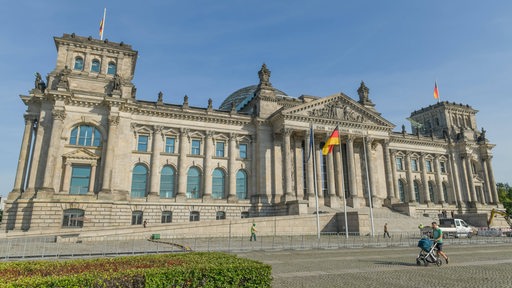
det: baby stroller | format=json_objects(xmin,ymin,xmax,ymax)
[{"xmin": 416, "ymin": 237, "xmax": 443, "ymax": 266}]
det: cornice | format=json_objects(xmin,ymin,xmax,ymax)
[
  {"xmin": 389, "ymin": 134, "xmax": 449, "ymax": 149},
  {"xmin": 121, "ymin": 102, "xmax": 252, "ymax": 126}
]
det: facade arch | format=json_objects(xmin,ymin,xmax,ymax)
[
  {"xmin": 160, "ymin": 165, "xmax": 176, "ymax": 198},
  {"xmin": 131, "ymin": 163, "xmax": 149, "ymax": 198}
]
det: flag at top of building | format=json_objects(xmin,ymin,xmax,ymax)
[
  {"xmin": 99, "ymin": 8, "xmax": 106, "ymax": 40},
  {"xmin": 434, "ymin": 81, "xmax": 439, "ymax": 100},
  {"xmin": 322, "ymin": 126, "xmax": 340, "ymax": 155}
]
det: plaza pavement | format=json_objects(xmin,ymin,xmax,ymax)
[
  {"xmin": 237, "ymin": 243, "xmax": 512, "ymax": 288},
  {"xmin": 1, "ymin": 235, "xmax": 512, "ymax": 287}
]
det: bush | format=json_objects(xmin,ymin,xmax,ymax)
[{"xmin": 0, "ymin": 252, "xmax": 271, "ymax": 288}]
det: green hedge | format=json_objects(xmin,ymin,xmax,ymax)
[{"xmin": 0, "ymin": 252, "xmax": 271, "ymax": 288}]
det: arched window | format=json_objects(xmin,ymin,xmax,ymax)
[
  {"xmin": 186, "ymin": 167, "xmax": 201, "ymax": 199},
  {"xmin": 70, "ymin": 125, "xmax": 101, "ymax": 147},
  {"xmin": 414, "ymin": 181, "xmax": 421, "ymax": 203},
  {"xmin": 91, "ymin": 59, "xmax": 101, "ymax": 73},
  {"xmin": 236, "ymin": 170, "xmax": 248, "ymax": 199},
  {"xmin": 160, "ymin": 166, "xmax": 176, "ymax": 198},
  {"xmin": 62, "ymin": 209, "xmax": 85, "ymax": 228},
  {"xmin": 131, "ymin": 164, "xmax": 148, "ymax": 198},
  {"xmin": 398, "ymin": 179, "xmax": 406, "ymax": 202},
  {"xmin": 428, "ymin": 182, "xmax": 435, "ymax": 203},
  {"xmin": 212, "ymin": 168, "xmax": 225, "ymax": 199},
  {"xmin": 74, "ymin": 57, "xmax": 84, "ymax": 70},
  {"xmin": 107, "ymin": 61, "xmax": 117, "ymax": 75}
]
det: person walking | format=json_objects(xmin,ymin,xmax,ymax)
[
  {"xmin": 383, "ymin": 223, "xmax": 391, "ymax": 238},
  {"xmin": 432, "ymin": 222, "xmax": 449, "ymax": 264},
  {"xmin": 250, "ymin": 223, "xmax": 257, "ymax": 241}
]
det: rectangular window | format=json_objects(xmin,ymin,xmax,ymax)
[
  {"xmin": 62, "ymin": 209, "xmax": 85, "ymax": 228},
  {"xmin": 161, "ymin": 211, "xmax": 172, "ymax": 223},
  {"xmin": 131, "ymin": 211, "xmax": 143, "ymax": 225},
  {"xmin": 138, "ymin": 135, "xmax": 149, "ymax": 152},
  {"xmin": 165, "ymin": 137, "xmax": 176, "ymax": 153},
  {"xmin": 440, "ymin": 161, "xmax": 447, "ymax": 173},
  {"xmin": 426, "ymin": 160, "xmax": 433, "ymax": 172},
  {"xmin": 411, "ymin": 159, "xmax": 418, "ymax": 171},
  {"xmin": 191, "ymin": 139, "xmax": 201, "ymax": 155},
  {"xmin": 216, "ymin": 142, "xmax": 225, "ymax": 157},
  {"xmin": 216, "ymin": 211, "xmax": 226, "ymax": 220},
  {"xmin": 395, "ymin": 157, "xmax": 403, "ymax": 171},
  {"xmin": 70, "ymin": 165, "xmax": 91, "ymax": 194},
  {"xmin": 190, "ymin": 211, "xmax": 200, "ymax": 222},
  {"xmin": 239, "ymin": 144, "xmax": 248, "ymax": 159}
]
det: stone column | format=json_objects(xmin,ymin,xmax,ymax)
[
  {"xmin": 383, "ymin": 141, "xmax": 395, "ymax": 203},
  {"xmin": 334, "ymin": 142, "xmax": 344, "ymax": 199},
  {"xmin": 228, "ymin": 133, "xmax": 237, "ymax": 201},
  {"xmin": 315, "ymin": 143, "xmax": 323, "ymax": 199},
  {"xmin": 203, "ymin": 131, "xmax": 213, "ymax": 199},
  {"xmin": 346, "ymin": 136, "xmax": 359, "ymax": 207},
  {"xmin": 88, "ymin": 163, "xmax": 97, "ymax": 194},
  {"xmin": 12, "ymin": 116, "xmax": 35, "ymax": 194},
  {"xmin": 41, "ymin": 109, "xmax": 66, "ymax": 193},
  {"xmin": 101, "ymin": 115, "xmax": 119, "ymax": 194},
  {"xmin": 61, "ymin": 160, "xmax": 72, "ymax": 193},
  {"xmin": 294, "ymin": 136, "xmax": 304, "ymax": 200},
  {"xmin": 390, "ymin": 150, "xmax": 399, "ymax": 200},
  {"xmin": 326, "ymin": 151, "xmax": 335, "ymax": 194},
  {"xmin": 364, "ymin": 137, "xmax": 377, "ymax": 206},
  {"xmin": 463, "ymin": 155, "xmax": 477, "ymax": 204},
  {"xmin": 149, "ymin": 126, "xmax": 162, "ymax": 197},
  {"xmin": 306, "ymin": 130, "xmax": 315, "ymax": 200},
  {"xmin": 484, "ymin": 157, "xmax": 498, "ymax": 204},
  {"xmin": 405, "ymin": 153, "xmax": 416, "ymax": 202},
  {"xmin": 283, "ymin": 128, "xmax": 293, "ymax": 199},
  {"xmin": 251, "ymin": 135, "xmax": 258, "ymax": 200},
  {"xmin": 24, "ymin": 115, "xmax": 46, "ymax": 197},
  {"xmin": 177, "ymin": 128, "xmax": 189, "ymax": 198},
  {"xmin": 448, "ymin": 152, "xmax": 463, "ymax": 207},
  {"xmin": 434, "ymin": 155, "xmax": 445, "ymax": 204},
  {"xmin": 420, "ymin": 154, "xmax": 431, "ymax": 203}
]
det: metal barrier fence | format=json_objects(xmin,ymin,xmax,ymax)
[{"xmin": 1, "ymin": 232, "xmax": 511, "ymax": 261}]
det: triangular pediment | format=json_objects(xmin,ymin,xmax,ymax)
[
  {"xmin": 63, "ymin": 148, "xmax": 100, "ymax": 160},
  {"xmin": 281, "ymin": 93, "xmax": 394, "ymax": 128}
]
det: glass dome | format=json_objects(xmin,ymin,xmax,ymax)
[{"xmin": 219, "ymin": 85, "xmax": 288, "ymax": 111}]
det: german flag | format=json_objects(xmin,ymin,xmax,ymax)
[
  {"xmin": 322, "ymin": 126, "xmax": 340, "ymax": 155},
  {"xmin": 434, "ymin": 81, "xmax": 439, "ymax": 100}
]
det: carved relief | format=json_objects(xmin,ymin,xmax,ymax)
[
  {"xmin": 108, "ymin": 115, "xmax": 120, "ymax": 126},
  {"xmin": 307, "ymin": 101, "xmax": 364, "ymax": 123},
  {"xmin": 52, "ymin": 109, "xmax": 66, "ymax": 121}
]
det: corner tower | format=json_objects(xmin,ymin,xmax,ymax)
[{"xmin": 47, "ymin": 33, "xmax": 138, "ymax": 99}]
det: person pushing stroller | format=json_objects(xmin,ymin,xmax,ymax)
[{"xmin": 432, "ymin": 221, "xmax": 449, "ymax": 264}]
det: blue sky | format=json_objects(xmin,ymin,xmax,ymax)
[{"xmin": 1, "ymin": 1, "xmax": 511, "ymax": 198}]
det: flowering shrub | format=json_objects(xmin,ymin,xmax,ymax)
[{"xmin": 0, "ymin": 252, "xmax": 271, "ymax": 287}]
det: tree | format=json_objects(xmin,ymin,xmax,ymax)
[{"xmin": 497, "ymin": 183, "xmax": 512, "ymax": 215}]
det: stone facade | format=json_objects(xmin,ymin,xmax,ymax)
[{"xmin": 4, "ymin": 34, "xmax": 500, "ymax": 234}]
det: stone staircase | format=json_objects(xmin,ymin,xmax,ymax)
[{"xmin": 309, "ymin": 205, "xmax": 437, "ymax": 234}]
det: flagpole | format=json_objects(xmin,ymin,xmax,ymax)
[
  {"xmin": 337, "ymin": 126, "xmax": 349, "ymax": 238},
  {"xmin": 363, "ymin": 134, "xmax": 375, "ymax": 237},
  {"xmin": 311, "ymin": 124, "xmax": 320, "ymax": 240},
  {"xmin": 100, "ymin": 8, "xmax": 107, "ymax": 40}
]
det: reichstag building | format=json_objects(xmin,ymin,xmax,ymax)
[{"xmin": 4, "ymin": 34, "xmax": 499, "ymax": 233}]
